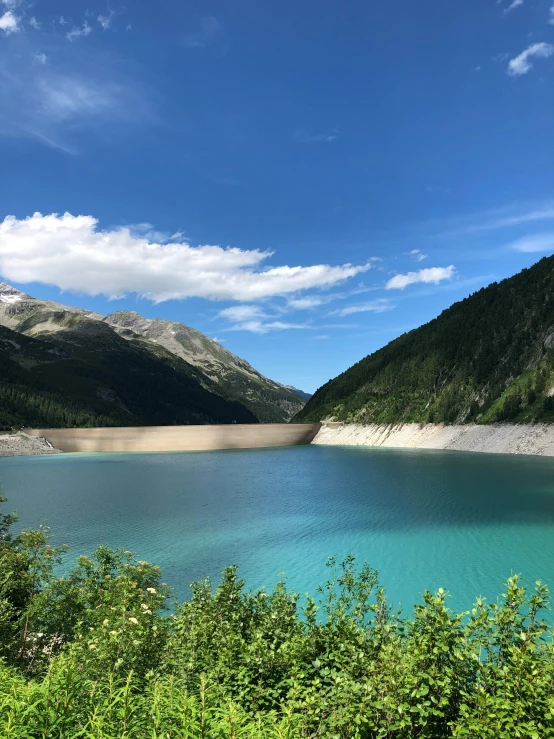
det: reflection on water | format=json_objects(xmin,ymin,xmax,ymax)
[{"xmin": 1, "ymin": 445, "xmax": 554, "ymax": 611}]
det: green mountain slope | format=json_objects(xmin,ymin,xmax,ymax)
[
  {"xmin": 104, "ymin": 311, "xmax": 305, "ymax": 422},
  {"xmin": 0, "ymin": 283, "xmax": 308, "ymax": 425},
  {"xmin": 295, "ymin": 255, "xmax": 554, "ymax": 425},
  {"xmin": 0, "ymin": 321, "xmax": 256, "ymax": 430}
]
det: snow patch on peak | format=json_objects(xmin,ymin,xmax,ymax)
[{"xmin": 0, "ymin": 282, "xmax": 31, "ymax": 304}]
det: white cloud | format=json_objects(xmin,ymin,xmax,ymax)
[
  {"xmin": 0, "ymin": 10, "xmax": 19, "ymax": 34},
  {"xmin": 385, "ymin": 266, "xmax": 455, "ymax": 290},
  {"xmin": 218, "ymin": 306, "xmax": 309, "ymax": 333},
  {"xmin": 229, "ymin": 321, "xmax": 308, "ymax": 334},
  {"xmin": 407, "ymin": 249, "xmax": 428, "ymax": 262},
  {"xmin": 287, "ymin": 296, "xmax": 326, "ymax": 309},
  {"xmin": 330, "ymin": 299, "xmax": 394, "ymax": 317},
  {"xmin": 509, "ymin": 232, "xmax": 554, "ymax": 252},
  {"xmin": 98, "ymin": 11, "xmax": 115, "ymax": 30},
  {"xmin": 29, "ymin": 16, "xmax": 40, "ymax": 29},
  {"xmin": 34, "ymin": 53, "xmax": 48, "ymax": 66},
  {"xmin": 294, "ymin": 128, "xmax": 338, "ymax": 144},
  {"xmin": 67, "ymin": 22, "xmax": 93, "ymax": 41},
  {"xmin": 508, "ymin": 42, "xmax": 554, "ymax": 76},
  {"xmin": 219, "ymin": 305, "xmax": 265, "ymax": 322},
  {"xmin": 0, "ymin": 213, "xmax": 371, "ymax": 303},
  {"xmin": 504, "ymin": 0, "xmax": 524, "ymax": 13},
  {"xmin": 549, "ymin": 2, "xmax": 554, "ymax": 25}
]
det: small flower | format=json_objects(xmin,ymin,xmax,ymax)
[
  {"xmin": 128, "ymin": 617, "xmax": 139, "ymax": 625},
  {"xmin": 110, "ymin": 630, "xmax": 118, "ymax": 636},
  {"xmin": 146, "ymin": 587, "xmax": 157, "ymax": 594}
]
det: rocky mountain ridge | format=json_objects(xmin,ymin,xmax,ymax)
[{"xmin": 0, "ymin": 283, "xmax": 309, "ymax": 425}]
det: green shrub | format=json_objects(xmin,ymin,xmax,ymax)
[{"xmin": 1, "ymin": 494, "xmax": 554, "ymax": 738}]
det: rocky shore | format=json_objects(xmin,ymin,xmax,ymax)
[
  {"xmin": 0, "ymin": 433, "xmax": 62, "ymax": 457},
  {"xmin": 312, "ymin": 422, "xmax": 554, "ymax": 457}
]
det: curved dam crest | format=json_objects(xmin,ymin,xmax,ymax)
[{"xmin": 28, "ymin": 423, "xmax": 321, "ymax": 454}]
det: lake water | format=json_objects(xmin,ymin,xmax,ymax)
[{"xmin": 2, "ymin": 445, "xmax": 554, "ymax": 613}]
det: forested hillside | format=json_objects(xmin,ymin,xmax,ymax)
[
  {"xmin": 0, "ymin": 324, "xmax": 256, "ymax": 430},
  {"xmin": 296, "ymin": 255, "xmax": 554, "ymax": 425},
  {"xmin": 0, "ymin": 283, "xmax": 307, "ymax": 424}
]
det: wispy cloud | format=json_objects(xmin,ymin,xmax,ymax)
[
  {"xmin": 0, "ymin": 213, "xmax": 371, "ymax": 303},
  {"xmin": 0, "ymin": 10, "xmax": 20, "ymax": 34},
  {"xmin": 218, "ymin": 306, "xmax": 309, "ymax": 333},
  {"xmin": 407, "ymin": 249, "xmax": 428, "ymax": 262},
  {"xmin": 386, "ymin": 266, "xmax": 455, "ymax": 290},
  {"xmin": 287, "ymin": 296, "xmax": 327, "ymax": 310},
  {"xmin": 29, "ymin": 16, "xmax": 40, "ymax": 30},
  {"xmin": 549, "ymin": 2, "xmax": 554, "ymax": 25},
  {"xmin": 509, "ymin": 232, "xmax": 554, "ymax": 252},
  {"xmin": 436, "ymin": 203, "xmax": 554, "ymax": 238},
  {"xmin": 0, "ymin": 30, "xmax": 154, "ymax": 153},
  {"xmin": 66, "ymin": 21, "xmax": 93, "ymax": 42},
  {"xmin": 97, "ymin": 11, "xmax": 116, "ymax": 30},
  {"xmin": 330, "ymin": 299, "xmax": 395, "ymax": 317},
  {"xmin": 294, "ymin": 128, "xmax": 339, "ymax": 144},
  {"xmin": 504, "ymin": 0, "xmax": 524, "ymax": 13},
  {"xmin": 184, "ymin": 16, "xmax": 227, "ymax": 51},
  {"xmin": 508, "ymin": 42, "xmax": 554, "ymax": 76}
]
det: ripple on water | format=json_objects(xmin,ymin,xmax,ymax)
[{"xmin": 1, "ymin": 445, "xmax": 554, "ymax": 611}]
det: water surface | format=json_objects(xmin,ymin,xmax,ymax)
[{"xmin": 2, "ymin": 445, "xmax": 554, "ymax": 612}]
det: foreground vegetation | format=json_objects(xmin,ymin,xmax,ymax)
[
  {"xmin": 1, "ymin": 494, "xmax": 554, "ymax": 738},
  {"xmin": 296, "ymin": 254, "xmax": 554, "ymax": 425}
]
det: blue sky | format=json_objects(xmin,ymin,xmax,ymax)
[{"xmin": 0, "ymin": 0, "xmax": 553, "ymax": 392}]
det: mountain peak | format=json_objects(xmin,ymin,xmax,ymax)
[{"xmin": 0, "ymin": 282, "xmax": 32, "ymax": 304}]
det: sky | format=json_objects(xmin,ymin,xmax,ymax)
[{"xmin": 0, "ymin": 0, "xmax": 553, "ymax": 393}]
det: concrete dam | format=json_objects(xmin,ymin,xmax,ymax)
[{"xmin": 28, "ymin": 423, "xmax": 322, "ymax": 454}]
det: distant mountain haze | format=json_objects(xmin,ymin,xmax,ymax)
[
  {"xmin": 0, "ymin": 283, "xmax": 310, "ymax": 429},
  {"xmin": 295, "ymin": 255, "xmax": 554, "ymax": 426}
]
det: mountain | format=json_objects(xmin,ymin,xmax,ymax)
[
  {"xmin": 295, "ymin": 255, "xmax": 554, "ymax": 425},
  {"xmin": 282, "ymin": 385, "xmax": 312, "ymax": 401},
  {"xmin": 104, "ymin": 311, "xmax": 305, "ymax": 422},
  {"xmin": 0, "ymin": 283, "xmax": 307, "ymax": 428},
  {"xmin": 0, "ymin": 321, "xmax": 256, "ymax": 430}
]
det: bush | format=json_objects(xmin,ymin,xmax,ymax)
[{"xmin": 1, "ymin": 495, "xmax": 554, "ymax": 738}]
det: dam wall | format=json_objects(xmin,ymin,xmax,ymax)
[
  {"xmin": 28, "ymin": 423, "xmax": 321, "ymax": 454},
  {"xmin": 312, "ymin": 422, "xmax": 554, "ymax": 457}
]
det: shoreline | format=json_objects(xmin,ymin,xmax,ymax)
[
  {"xmin": 312, "ymin": 422, "xmax": 554, "ymax": 457},
  {"xmin": 4, "ymin": 422, "xmax": 554, "ymax": 458},
  {"xmin": 0, "ymin": 433, "xmax": 62, "ymax": 457}
]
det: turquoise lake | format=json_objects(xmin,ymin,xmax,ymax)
[{"xmin": 2, "ymin": 445, "xmax": 554, "ymax": 612}]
